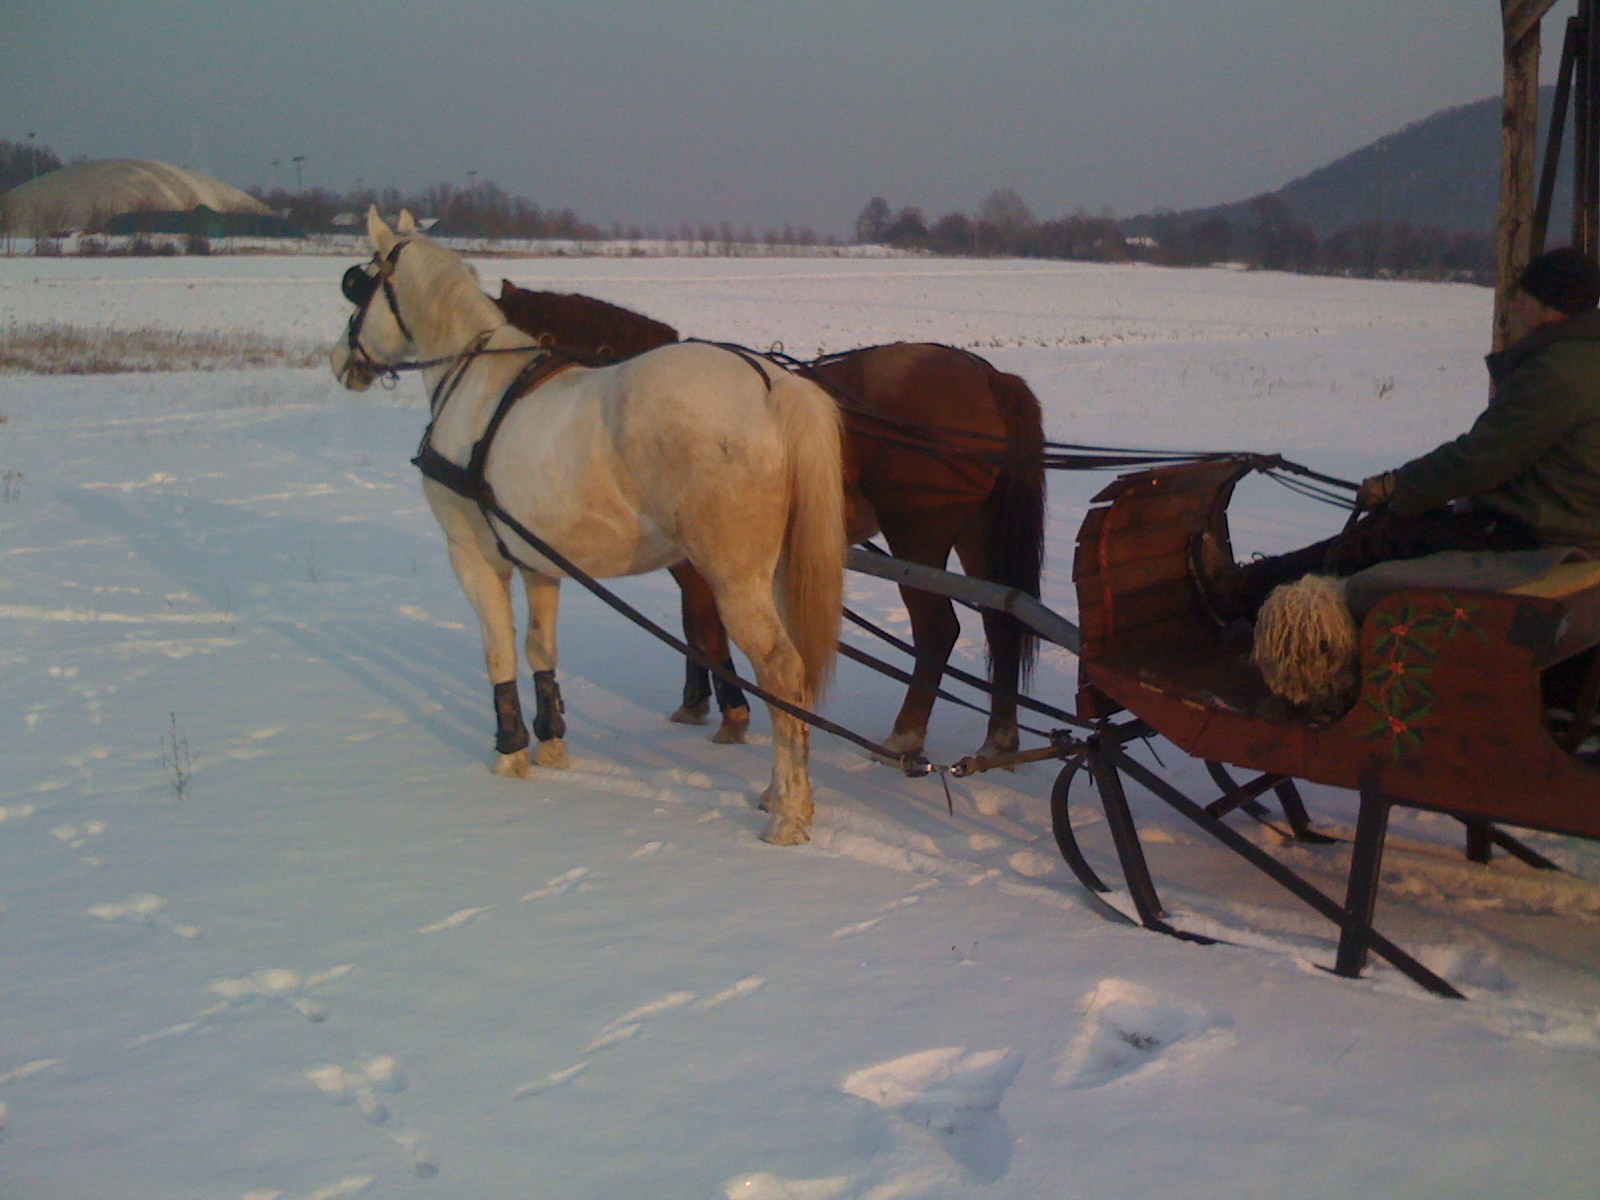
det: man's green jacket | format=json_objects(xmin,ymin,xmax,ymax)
[{"xmin": 1391, "ymin": 310, "xmax": 1600, "ymax": 550}]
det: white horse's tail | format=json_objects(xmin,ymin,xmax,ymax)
[{"xmin": 772, "ymin": 372, "xmax": 846, "ymax": 702}]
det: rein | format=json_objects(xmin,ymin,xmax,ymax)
[{"xmin": 764, "ymin": 345, "xmax": 1359, "ymax": 489}]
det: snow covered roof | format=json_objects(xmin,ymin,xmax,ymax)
[{"xmin": 0, "ymin": 158, "xmax": 271, "ymax": 235}]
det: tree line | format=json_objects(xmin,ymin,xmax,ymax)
[
  {"xmin": 856, "ymin": 189, "xmax": 1496, "ymax": 283},
  {"xmin": 263, "ymin": 180, "xmax": 829, "ymax": 248},
  {"xmin": 0, "ymin": 139, "xmax": 65, "ymax": 192},
  {"xmin": 3, "ymin": 137, "xmax": 1491, "ymax": 279},
  {"xmin": 258, "ymin": 180, "xmax": 607, "ymax": 242},
  {"xmin": 1, "ymin": 138, "xmax": 828, "ymax": 247}
]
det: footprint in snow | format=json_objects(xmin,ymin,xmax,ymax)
[
  {"xmin": 305, "ymin": 1056, "xmax": 438, "ymax": 1177},
  {"xmin": 306, "ymin": 1054, "xmax": 408, "ymax": 1124},
  {"xmin": 512, "ymin": 1061, "xmax": 590, "ymax": 1100},
  {"xmin": 514, "ymin": 979, "xmax": 763, "ymax": 1101},
  {"xmin": 87, "ymin": 892, "xmax": 199, "ymax": 939},
  {"xmin": 585, "ymin": 990, "xmax": 696, "ymax": 1052},
  {"xmin": 829, "ymin": 894, "xmax": 921, "ymax": 940},
  {"xmin": 843, "ymin": 1045, "xmax": 1023, "ymax": 1140},
  {"xmin": 1053, "ymin": 978, "xmax": 1235, "ymax": 1090},
  {"xmin": 848, "ymin": 1046, "xmax": 1024, "ymax": 1185},
  {"xmin": 693, "ymin": 976, "xmax": 766, "ymax": 1011},
  {"xmin": 53, "ymin": 820, "xmax": 109, "ymax": 869},
  {"xmin": 517, "ymin": 978, "xmax": 764, "ymax": 1101},
  {"xmin": 417, "ymin": 905, "xmax": 492, "ymax": 934},
  {"xmin": 240, "ymin": 1174, "xmax": 376, "ymax": 1200},
  {"xmin": 0, "ymin": 1059, "xmax": 62, "ymax": 1137},
  {"xmin": 723, "ymin": 1172, "xmax": 852, "ymax": 1199},
  {"xmin": 1416, "ymin": 945, "xmax": 1514, "ymax": 993},
  {"xmin": 520, "ymin": 866, "xmax": 591, "ymax": 901},
  {"xmin": 126, "ymin": 965, "xmax": 352, "ymax": 1047},
  {"xmin": 730, "ymin": 1045, "xmax": 1024, "ymax": 1196}
]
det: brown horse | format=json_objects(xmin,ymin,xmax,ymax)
[{"xmin": 495, "ymin": 280, "xmax": 1047, "ymax": 762}]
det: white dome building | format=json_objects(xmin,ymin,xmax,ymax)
[{"xmin": 0, "ymin": 158, "xmax": 273, "ymax": 236}]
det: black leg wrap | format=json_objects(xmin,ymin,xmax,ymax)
[
  {"xmin": 532, "ymin": 669, "xmax": 566, "ymax": 742},
  {"xmin": 493, "ymin": 680, "xmax": 530, "ymax": 755},
  {"xmin": 711, "ymin": 658, "xmax": 748, "ymax": 715},
  {"xmin": 682, "ymin": 661, "xmax": 713, "ymax": 711}
]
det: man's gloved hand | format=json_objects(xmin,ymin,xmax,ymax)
[{"xmin": 1356, "ymin": 471, "xmax": 1395, "ymax": 510}]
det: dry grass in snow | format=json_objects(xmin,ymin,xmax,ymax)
[{"xmin": 0, "ymin": 321, "xmax": 324, "ymax": 374}]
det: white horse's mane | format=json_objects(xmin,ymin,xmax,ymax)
[{"xmin": 373, "ymin": 208, "xmax": 507, "ymax": 349}]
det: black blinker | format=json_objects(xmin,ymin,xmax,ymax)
[{"xmin": 342, "ymin": 264, "xmax": 380, "ymax": 307}]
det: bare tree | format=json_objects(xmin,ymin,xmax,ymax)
[
  {"xmin": 855, "ymin": 196, "xmax": 891, "ymax": 244},
  {"xmin": 977, "ymin": 188, "xmax": 1034, "ymax": 244}
]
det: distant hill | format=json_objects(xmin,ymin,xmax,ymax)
[{"xmin": 1133, "ymin": 88, "xmax": 1570, "ymax": 240}]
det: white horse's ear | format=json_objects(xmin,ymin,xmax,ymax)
[
  {"xmin": 367, "ymin": 205, "xmax": 396, "ymax": 252},
  {"xmin": 397, "ymin": 209, "xmax": 419, "ymax": 235}
]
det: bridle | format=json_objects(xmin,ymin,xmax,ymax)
[
  {"xmin": 340, "ymin": 240, "xmax": 415, "ymax": 383},
  {"xmin": 339, "ymin": 240, "xmax": 546, "ymax": 409}
]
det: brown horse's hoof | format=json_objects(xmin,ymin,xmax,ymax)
[
  {"xmin": 874, "ymin": 728, "xmax": 926, "ymax": 764},
  {"xmin": 535, "ymin": 738, "xmax": 569, "ymax": 769},
  {"xmin": 668, "ymin": 701, "xmax": 710, "ymax": 726},
  {"xmin": 760, "ymin": 812, "xmax": 812, "ymax": 845},
  {"xmin": 975, "ymin": 729, "xmax": 1021, "ymax": 767},
  {"xmin": 712, "ymin": 706, "xmax": 750, "ymax": 745}
]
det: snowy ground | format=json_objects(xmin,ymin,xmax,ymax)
[{"xmin": 0, "ymin": 254, "xmax": 1596, "ymax": 1199}]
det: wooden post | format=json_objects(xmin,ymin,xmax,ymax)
[
  {"xmin": 1496, "ymin": 2, "xmax": 1561, "ymax": 351},
  {"xmin": 1582, "ymin": 1, "xmax": 1600, "ymax": 253}
]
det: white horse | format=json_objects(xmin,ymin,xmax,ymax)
[{"xmin": 330, "ymin": 209, "xmax": 845, "ymax": 844}]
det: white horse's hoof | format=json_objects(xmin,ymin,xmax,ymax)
[
  {"xmin": 535, "ymin": 738, "xmax": 569, "ymax": 769},
  {"xmin": 760, "ymin": 812, "xmax": 811, "ymax": 845},
  {"xmin": 668, "ymin": 702, "xmax": 709, "ymax": 726},
  {"xmin": 494, "ymin": 749, "xmax": 533, "ymax": 779},
  {"xmin": 712, "ymin": 707, "xmax": 751, "ymax": 745}
]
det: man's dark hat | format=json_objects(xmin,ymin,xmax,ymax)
[{"xmin": 1519, "ymin": 248, "xmax": 1600, "ymax": 315}]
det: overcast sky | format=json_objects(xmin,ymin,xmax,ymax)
[{"xmin": 1, "ymin": 1, "xmax": 1580, "ymax": 237}]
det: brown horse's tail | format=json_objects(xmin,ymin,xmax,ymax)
[
  {"xmin": 985, "ymin": 368, "xmax": 1048, "ymax": 685},
  {"xmin": 772, "ymin": 371, "xmax": 846, "ymax": 702}
]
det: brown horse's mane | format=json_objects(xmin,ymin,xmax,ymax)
[{"xmin": 495, "ymin": 280, "xmax": 679, "ymax": 362}]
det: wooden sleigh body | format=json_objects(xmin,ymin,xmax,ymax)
[{"xmin": 1059, "ymin": 454, "xmax": 1600, "ymax": 997}]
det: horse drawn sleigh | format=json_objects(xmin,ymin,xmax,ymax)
[{"xmin": 333, "ymin": 212, "xmax": 1600, "ymax": 998}]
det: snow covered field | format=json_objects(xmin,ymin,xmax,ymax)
[{"xmin": 0, "ymin": 253, "xmax": 1596, "ymax": 1199}]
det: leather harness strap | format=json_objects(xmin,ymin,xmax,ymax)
[{"xmin": 411, "ymin": 349, "xmax": 578, "ymax": 503}]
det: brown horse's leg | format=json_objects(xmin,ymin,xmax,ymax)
[
  {"xmin": 669, "ymin": 563, "xmax": 715, "ymax": 724},
  {"xmin": 877, "ymin": 524, "xmax": 964, "ymax": 760},
  {"xmin": 955, "ymin": 529, "xmax": 1023, "ymax": 761},
  {"xmin": 668, "ymin": 561, "xmax": 750, "ymax": 742}
]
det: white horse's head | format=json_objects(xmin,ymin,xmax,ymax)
[
  {"xmin": 329, "ymin": 207, "xmax": 414, "ymax": 391},
  {"xmin": 329, "ymin": 207, "xmax": 491, "ymax": 391}
]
